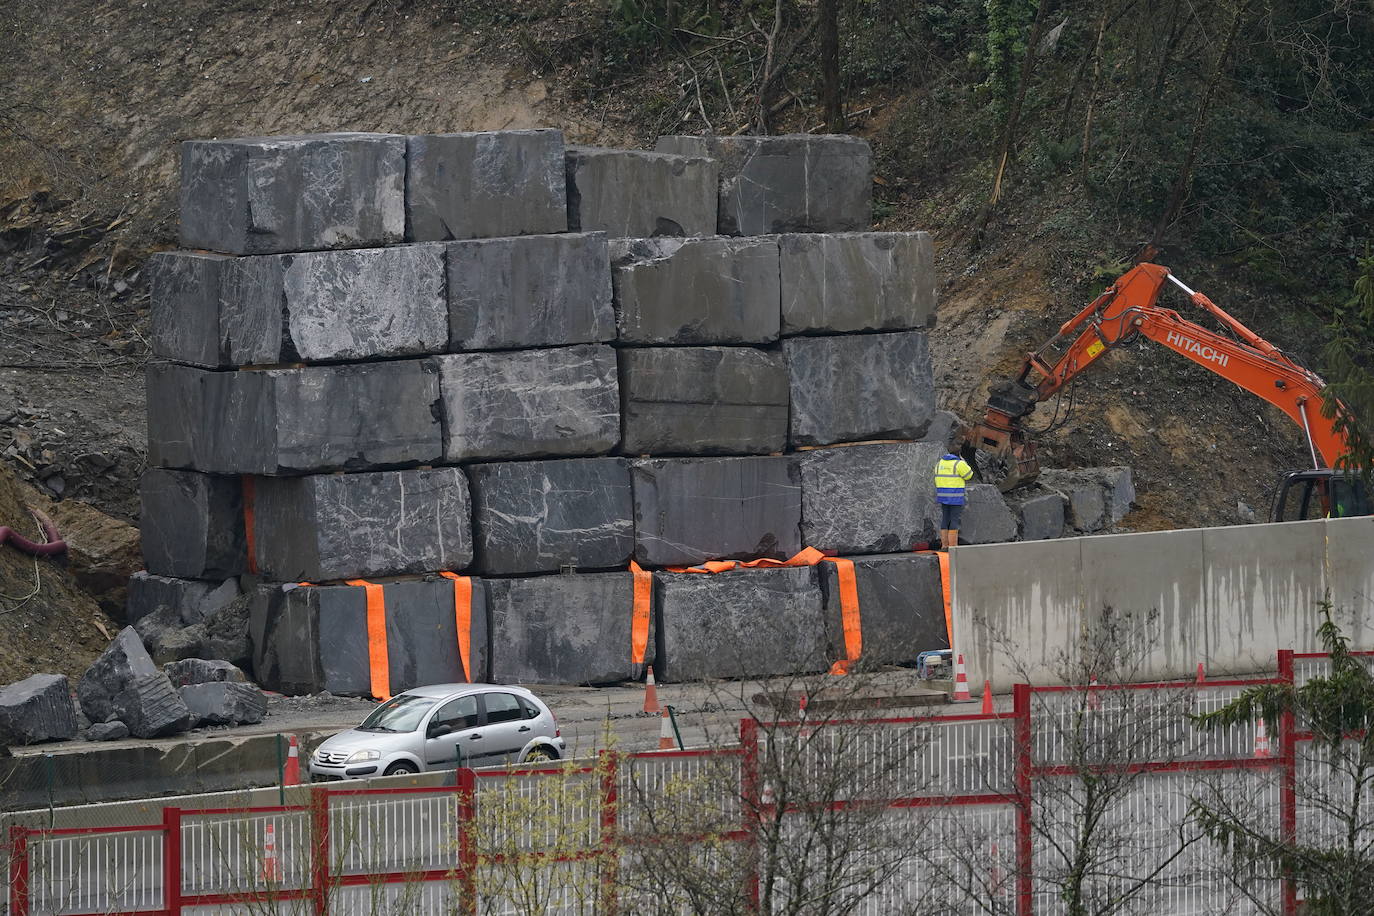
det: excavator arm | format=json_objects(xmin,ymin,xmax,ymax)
[{"xmin": 962, "ymin": 262, "xmax": 1351, "ymax": 490}]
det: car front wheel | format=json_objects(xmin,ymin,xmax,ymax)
[
  {"xmin": 523, "ymin": 746, "xmax": 558, "ymax": 763},
  {"xmin": 384, "ymin": 761, "xmax": 419, "ymax": 776}
]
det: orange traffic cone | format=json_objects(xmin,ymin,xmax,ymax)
[
  {"xmin": 952, "ymin": 654, "xmax": 974, "ymax": 702},
  {"xmin": 658, "ymin": 707, "xmax": 676, "ymax": 750},
  {"xmin": 1196, "ymin": 662, "xmax": 1206, "ymax": 685},
  {"xmin": 643, "ymin": 665, "xmax": 661, "ymax": 714},
  {"xmin": 798, "ymin": 693, "xmax": 813, "ymax": 738},
  {"xmin": 261, "ymin": 821, "xmax": 281, "ymax": 882},
  {"xmin": 282, "ymin": 734, "xmax": 301, "ymax": 786},
  {"xmin": 1254, "ymin": 717, "xmax": 1271, "ymax": 759},
  {"xmin": 981, "ymin": 680, "xmax": 994, "ymax": 715},
  {"xmin": 760, "ymin": 780, "xmax": 775, "ymax": 807},
  {"xmin": 1087, "ymin": 675, "xmax": 1102, "ymax": 711}
]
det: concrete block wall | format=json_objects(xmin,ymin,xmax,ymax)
[{"xmin": 136, "ymin": 127, "xmax": 1039, "ymax": 694}]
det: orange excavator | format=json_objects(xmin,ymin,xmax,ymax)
[{"xmin": 957, "ymin": 261, "xmax": 1370, "ymax": 521}]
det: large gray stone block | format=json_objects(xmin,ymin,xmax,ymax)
[
  {"xmin": 180, "ymin": 682, "xmax": 267, "ymax": 726},
  {"xmin": 251, "ymin": 467, "xmax": 472, "ymax": 582},
  {"xmin": 252, "ymin": 577, "xmax": 489, "ymax": 696},
  {"xmin": 486, "ymin": 573, "xmax": 650, "ymax": 685},
  {"xmin": 619, "ymin": 347, "xmax": 788, "ymax": 455},
  {"xmin": 164, "ymin": 659, "xmax": 248, "ymax": 688},
  {"xmin": 631, "ymin": 456, "xmax": 802, "ymax": 567},
  {"xmin": 784, "ymin": 331, "xmax": 934, "ymax": 447},
  {"xmin": 78, "ymin": 628, "xmax": 193, "ymax": 737},
  {"xmin": 436, "ymin": 346, "xmax": 620, "ymax": 461},
  {"xmin": 818, "ymin": 554, "xmax": 949, "ymax": 669},
  {"xmin": 610, "ymin": 237, "xmax": 780, "ymax": 344},
  {"xmin": 139, "ymin": 469, "xmax": 245, "ymax": 580},
  {"xmin": 654, "ymin": 567, "xmax": 828, "ymax": 681},
  {"xmin": 1008, "ymin": 490, "xmax": 1067, "ymax": 541},
  {"xmin": 779, "ymin": 233, "xmax": 935, "ymax": 335},
  {"xmin": 798, "ymin": 441, "xmax": 947, "ymax": 553},
  {"xmin": 406, "ymin": 129, "xmax": 568, "ymax": 241},
  {"xmin": 0, "ymin": 674, "xmax": 78, "ymax": 745},
  {"xmin": 468, "ymin": 458, "xmax": 634, "ymax": 575},
  {"xmin": 127, "ymin": 572, "xmax": 242, "ymax": 626},
  {"xmin": 960, "ymin": 484, "xmax": 1017, "ymax": 545},
  {"xmin": 147, "ymin": 360, "xmax": 443, "ymax": 474},
  {"xmin": 1037, "ymin": 468, "xmax": 1135, "ymax": 533},
  {"xmin": 656, "ymin": 134, "xmax": 871, "ymax": 235},
  {"xmin": 151, "ymin": 245, "xmax": 447, "ymax": 367},
  {"xmin": 179, "ymin": 133, "xmax": 406, "ymax": 255},
  {"xmin": 565, "ymin": 146, "xmax": 718, "ymax": 238},
  {"xmin": 447, "ymin": 233, "xmax": 614, "ymax": 350}
]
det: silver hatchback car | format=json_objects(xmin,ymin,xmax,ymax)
[{"xmin": 308, "ymin": 683, "xmax": 566, "ymax": 780}]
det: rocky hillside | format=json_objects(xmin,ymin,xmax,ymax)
[{"xmin": 2, "ymin": 0, "xmax": 1370, "ymax": 542}]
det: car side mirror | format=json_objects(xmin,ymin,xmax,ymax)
[{"xmin": 428, "ymin": 722, "xmax": 453, "ymax": 738}]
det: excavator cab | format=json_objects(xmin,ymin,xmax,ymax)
[{"xmin": 1271, "ymin": 469, "xmax": 1372, "ymax": 522}]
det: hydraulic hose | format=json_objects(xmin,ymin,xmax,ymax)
[{"xmin": 0, "ymin": 508, "xmax": 67, "ymax": 557}]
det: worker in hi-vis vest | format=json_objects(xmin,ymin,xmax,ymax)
[{"xmin": 933, "ymin": 452, "xmax": 975, "ymax": 550}]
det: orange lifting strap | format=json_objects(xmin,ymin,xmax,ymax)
[
  {"xmin": 628, "ymin": 561, "xmax": 652, "ymax": 666},
  {"xmin": 241, "ymin": 476, "xmax": 259, "ymax": 575},
  {"xmin": 666, "ymin": 546, "xmax": 827, "ymax": 574},
  {"xmin": 345, "ymin": 579, "xmax": 390, "ymax": 701},
  {"xmin": 438, "ymin": 572, "xmax": 474, "ymax": 683},
  {"xmin": 822, "ymin": 557, "xmax": 861, "ymax": 676}
]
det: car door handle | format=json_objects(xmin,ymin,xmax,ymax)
[
  {"xmin": 518, "ymin": 725, "xmax": 531, "ymax": 733},
  {"xmin": 468, "ymin": 733, "xmax": 482, "ymax": 739}
]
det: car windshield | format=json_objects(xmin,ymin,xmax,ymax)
[{"xmin": 356, "ymin": 694, "xmax": 437, "ymax": 733}]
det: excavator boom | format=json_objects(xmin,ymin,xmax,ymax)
[{"xmin": 961, "ymin": 262, "xmax": 1353, "ymax": 491}]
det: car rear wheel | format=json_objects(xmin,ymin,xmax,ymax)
[
  {"xmin": 524, "ymin": 746, "xmax": 558, "ymax": 763},
  {"xmin": 384, "ymin": 761, "xmax": 419, "ymax": 776}
]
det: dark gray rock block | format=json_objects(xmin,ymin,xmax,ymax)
[
  {"xmin": 447, "ymin": 233, "xmax": 614, "ymax": 350},
  {"xmin": 631, "ymin": 456, "xmax": 802, "ymax": 567},
  {"xmin": 139, "ymin": 470, "xmax": 245, "ymax": 580},
  {"xmin": 78, "ymin": 627, "xmax": 193, "ymax": 737},
  {"xmin": 251, "ymin": 577, "xmax": 489, "ymax": 696},
  {"xmin": 180, "ymin": 682, "xmax": 267, "ymax": 726},
  {"xmin": 784, "ymin": 331, "xmax": 935, "ymax": 447},
  {"xmin": 779, "ymin": 232, "xmax": 935, "ymax": 335},
  {"xmin": 0, "ymin": 674, "xmax": 78, "ymax": 745},
  {"xmin": 86, "ymin": 721, "xmax": 129, "ymax": 742},
  {"xmin": 133, "ymin": 603, "xmax": 189, "ymax": 652},
  {"xmin": 1037, "ymin": 467, "xmax": 1136, "ymax": 533},
  {"xmin": 179, "ymin": 133, "xmax": 406, "ymax": 255},
  {"xmin": 818, "ymin": 554, "xmax": 949, "ymax": 669},
  {"xmin": 1009, "ymin": 490, "xmax": 1067, "ymax": 541},
  {"xmin": 919, "ymin": 410, "xmax": 963, "ymax": 450},
  {"xmin": 565, "ymin": 146, "xmax": 718, "ymax": 238},
  {"xmin": 127, "ymin": 573, "xmax": 241, "ymax": 627},
  {"xmin": 485, "ymin": 573, "xmax": 650, "ymax": 685},
  {"xmin": 164, "ymin": 659, "xmax": 248, "ymax": 688},
  {"xmin": 148, "ymin": 360, "xmax": 443, "ymax": 474},
  {"xmin": 436, "ymin": 346, "xmax": 620, "ymax": 461},
  {"xmin": 654, "ymin": 567, "xmax": 828, "ymax": 681},
  {"xmin": 469, "ymin": 458, "xmax": 634, "ymax": 575},
  {"xmin": 151, "ymin": 245, "xmax": 448, "ymax": 367},
  {"xmin": 193, "ymin": 591, "xmax": 254, "ymax": 669},
  {"xmin": 406, "ymin": 129, "xmax": 568, "ymax": 241},
  {"xmin": 610, "ymin": 237, "xmax": 780, "ymax": 344},
  {"xmin": 619, "ymin": 347, "xmax": 788, "ymax": 455},
  {"xmin": 656, "ymin": 134, "xmax": 871, "ymax": 235},
  {"xmin": 252, "ymin": 467, "xmax": 472, "ymax": 582},
  {"xmin": 960, "ymin": 484, "xmax": 1017, "ymax": 545},
  {"xmin": 798, "ymin": 442, "xmax": 948, "ymax": 553}
]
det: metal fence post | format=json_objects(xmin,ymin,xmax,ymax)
[
  {"xmin": 1014, "ymin": 683, "xmax": 1033, "ymax": 916},
  {"xmin": 162, "ymin": 806, "xmax": 182, "ymax": 916},
  {"xmin": 309, "ymin": 785, "xmax": 330, "ymax": 916},
  {"xmin": 456, "ymin": 767, "xmax": 478, "ymax": 916},
  {"xmin": 739, "ymin": 717, "xmax": 761, "ymax": 914},
  {"xmin": 599, "ymin": 749, "xmax": 620, "ymax": 916},
  {"xmin": 1277, "ymin": 649, "xmax": 1298, "ymax": 916},
  {"xmin": 8, "ymin": 825, "xmax": 29, "ymax": 916}
]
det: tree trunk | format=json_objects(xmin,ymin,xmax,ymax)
[
  {"xmin": 1149, "ymin": 1, "xmax": 1252, "ymax": 248},
  {"xmin": 818, "ymin": 0, "xmax": 844, "ymax": 133}
]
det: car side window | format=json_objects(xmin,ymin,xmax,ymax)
[
  {"xmin": 432, "ymin": 695, "xmax": 480, "ymax": 731},
  {"xmin": 484, "ymin": 693, "xmax": 524, "ymax": 725},
  {"xmin": 518, "ymin": 696, "xmax": 542, "ymax": 719}
]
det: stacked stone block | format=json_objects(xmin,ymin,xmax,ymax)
[{"xmin": 134, "ymin": 127, "xmax": 1090, "ymax": 696}]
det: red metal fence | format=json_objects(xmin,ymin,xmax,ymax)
[{"xmin": 8, "ymin": 649, "xmax": 1368, "ymax": 915}]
